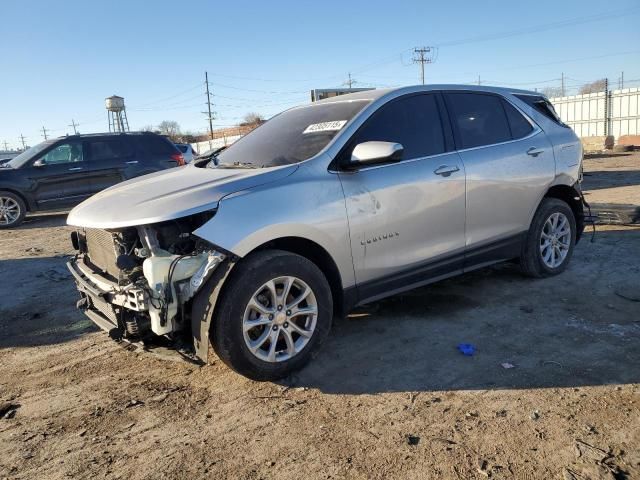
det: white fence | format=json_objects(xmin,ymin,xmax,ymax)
[
  {"xmin": 549, "ymin": 87, "xmax": 640, "ymax": 138},
  {"xmin": 191, "ymin": 135, "xmax": 243, "ymax": 154}
]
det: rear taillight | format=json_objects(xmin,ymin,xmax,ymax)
[{"xmin": 171, "ymin": 153, "xmax": 185, "ymax": 166}]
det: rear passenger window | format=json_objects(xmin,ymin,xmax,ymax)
[
  {"xmin": 445, "ymin": 93, "xmax": 511, "ymax": 149},
  {"xmin": 502, "ymin": 100, "xmax": 534, "ymax": 139},
  {"xmin": 88, "ymin": 139, "xmax": 131, "ymax": 161},
  {"xmin": 349, "ymin": 94, "xmax": 445, "ymax": 159}
]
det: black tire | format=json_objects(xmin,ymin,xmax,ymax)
[
  {"xmin": 0, "ymin": 191, "xmax": 27, "ymax": 229},
  {"xmin": 520, "ymin": 198, "xmax": 576, "ymax": 278},
  {"xmin": 211, "ymin": 249, "xmax": 333, "ymax": 381}
]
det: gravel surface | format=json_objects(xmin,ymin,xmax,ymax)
[{"xmin": 1, "ymin": 158, "xmax": 639, "ymax": 479}]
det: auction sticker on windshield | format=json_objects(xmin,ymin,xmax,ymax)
[{"xmin": 303, "ymin": 120, "xmax": 348, "ymax": 134}]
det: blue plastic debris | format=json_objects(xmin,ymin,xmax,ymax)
[{"xmin": 457, "ymin": 343, "xmax": 476, "ymax": 356}]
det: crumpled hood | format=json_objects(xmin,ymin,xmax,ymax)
[{"xmin": 67, "ymin": 163, "xmax": 297, "ymax": 229}]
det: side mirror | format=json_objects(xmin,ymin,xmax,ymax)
[
  {"xmin": 33, "ymin": 158, "xmax": 46, "ymax": 167},
  {"xmin": 349, "ymin": 141, "xmax": 403, "ymax": 168}
]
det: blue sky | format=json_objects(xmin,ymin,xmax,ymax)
[{"xmin": 1, "ymin": 0, "xmax": 639, "ymax": 149}]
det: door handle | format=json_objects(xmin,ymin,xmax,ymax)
[
  {"xmin": 433, "ymin": 165, "xmax": 460, "ymax": 176},
  {"xmin": 126, "ymin": 160, "xmax": 139, "ymax": 164},
  {"xmin": 68, "ymin": 167, "xmax": 83, "ymax": 171},
  {"xmin": 526, "ymin": 147, "xmax": 544, "ymax": 157}
]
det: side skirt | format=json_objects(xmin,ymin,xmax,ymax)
[{"xmin": 345, "ymin": 232, "xmax": 526, "ymax": 309}]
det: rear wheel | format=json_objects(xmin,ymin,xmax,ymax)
[
  {"xmin": 210, "ymin": 250, "xmax": 333, "ymax": 381},
  {"xmin": 520, "ymin": 198, "xmax": 576, "ymax": 277},
  {"xmin": 0, "ymin": 191, "xmax": 26, "ymax": 228}
]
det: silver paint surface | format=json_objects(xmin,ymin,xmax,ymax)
[{"xmin": 67, "ymin": 85, "xmax": 582, "ymax": 291}]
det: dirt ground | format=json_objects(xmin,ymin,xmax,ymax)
[{"xmin": 1, "ymin": 154, "xmax": 639, "ymax": 480}]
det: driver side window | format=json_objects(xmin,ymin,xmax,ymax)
[
  {"xmin": 348, "ymin": 94, "xmax": 446, "ymax": 160},
  {"xmin": 39, "ymin": 142, "xmax": 84, "ymax": 165}
]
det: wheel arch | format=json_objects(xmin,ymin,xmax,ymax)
[
  {"xmin": 543, "ymin": 184, "xmax": 584, "ymax": 243},
  {"xmin": 0, "ymin": 188, "xmax": 32, "ymax": 212},
  {"xmin": 191, "ymin": 236, "xmax": 348, "ymax": 362},
  {"xmin": 250, "ymin": 236, "xmax": 346, "ymax": 319}
]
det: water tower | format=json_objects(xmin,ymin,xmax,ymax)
[{"xmin": 105, "ymin": 95, "xmax": 130, "ymax": 132}]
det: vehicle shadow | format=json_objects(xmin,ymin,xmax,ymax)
[
  {"xmin": 582, "ymin": 170, "xmax": 640, "ymax": 191},
  {"xmin": 290, "ymin": 228, "xmax": 640, "ymax": 394},
  {"xmin": 584, "ymin": 152, "xmax": 633, "ymax": 159},
  {"xmin": 0, "ymin": 255, "xmax": 97, "ymax": 349},
  {"xmin": 18, "ymin": 212, "xmax": 69, "ymax": 230}
]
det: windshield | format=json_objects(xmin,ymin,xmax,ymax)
[
  {"xmin": 211, "ymin": 100, "xmax": 370, "ymax": 168},
  {"xmin": 7, "ymin": 140, "xmax": 57, "ymax": 168}
]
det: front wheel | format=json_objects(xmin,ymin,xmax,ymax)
[
  {"xmin": 0, "ymin": 191, "xmax": 26, "ymax": 229},
  {"xmin": 520, "ymin": 198, "xmax": 576, "ymax": 278},
  {"xmin": 210, "ymin": 250, "xmax": 333, "ymax": 381}
]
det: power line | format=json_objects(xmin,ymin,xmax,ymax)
[
  {"xmin": 435, "ymin": 7, "xmax": 639, "ymax": 49},
  {"xmin": 131, "ymin": 82, "xmax": 203, "ymax": 109}
]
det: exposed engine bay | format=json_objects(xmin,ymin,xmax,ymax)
[{"xmin": 67, "ymin": 211, "xmax": 226, "ymax": 357}]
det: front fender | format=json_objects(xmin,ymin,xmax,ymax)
[{"xmin": 193, "ymin": 161, "xmax": 355, "ymax": 289}]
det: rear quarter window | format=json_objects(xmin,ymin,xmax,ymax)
[
  {"xmin": 514, "ymin": 94, "xmax": 568, "ymax": 127},
  {"xmin": 502, "ymin": 100, "xmax": 534, "ymax": 139}
]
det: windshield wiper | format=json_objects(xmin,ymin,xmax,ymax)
[{"xmin": 215, "ymin": 162, "xmax": 260, "ymax": 169}]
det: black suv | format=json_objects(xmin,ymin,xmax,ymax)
[{"xmin": 0, "ymin": 132, "xmax": 184, "ymax": 228}]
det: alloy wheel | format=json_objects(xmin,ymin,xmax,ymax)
[
  {"xmin": 0, "ymin": 196, "xmax": 21, "ymax": 226},
  {"xmin": 242, "ymin": 276, "xmax": 318, "ymax": 363},
  {"xmin": 539, "ymin": 212, "xmax": 571, "ymax": 268}
]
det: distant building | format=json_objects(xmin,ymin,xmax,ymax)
[
  {"xmin": 0, "ymin": 150, "xmax": 20, "ymax": 162},
  {"xmin": 310, "ymin": 87, "xmax": 374, "ymax": 102}
]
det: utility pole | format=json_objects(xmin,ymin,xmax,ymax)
[
  {"xmin": 2, "ymin": 140, "xmax": 8, "ymax": 151},
  {"xmin": 412, "ymin": 47, "xmax": 436, "ymax": 85},
  {"xmin": 69, "ymin": 119, "xmax": 78, "ymax": 134},
  {"xmin": 477, "ymin": 75, "xmax": 481, "ymax": 86},
  {"xmin": 203, "ymin": 71, "xmax": 215, "ymax": 140},
  {"xmin": 344, "ymin": 72, "xmax": 355, "ymax": 89},
  {"xmin": 561, "ymin": 72, "xmax": 565, "ymax": 96},
  {"xmin": 19, "ymin": 134, "xmax": 27, "ymax": 150},
  {"xmin": 41, "ymin": 126, "xmax": 49, "ymax": 140},
  {"xmin": 619, "ymin": 71, "xmax": 624, "ymax": 89},
  {"xmin": 604, "ymin": 78, "xmax": 610, "ymax": 136}
]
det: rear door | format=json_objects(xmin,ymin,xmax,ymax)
[
  {"xmin": 85, "ymin": 136, "xmax": 137, "ymax": 194},
  {"xmin": 338, "ymin": 93, "xmax": 466, "ymax": 299},
  {"xmin": 27, "ymin": 140, "xmax": 91, "ymax": 209},
  {"xmin": 443, "ymin": 91, "xmax": 555, "ymax": 267}
]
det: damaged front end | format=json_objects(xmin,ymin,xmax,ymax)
[{"xmin": 67, "ymin": 211, "xmax": 226, "ymax": 361}]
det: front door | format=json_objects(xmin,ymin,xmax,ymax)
[
  {"xmin": 337, "ymin": 93, "xmax": 466, "ymax": 301},
  {"xmin": 28, "ymin": 140, "xmax": 91, "ymax": 209}
]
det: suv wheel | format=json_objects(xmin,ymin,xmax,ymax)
[
  {"xmin": 210, "ymin": 250, "xmax": 333, "ymax": 381},
  {"xmin": 0, "ymin": 191, "xmax": 26, "ymax": 228},
  {"xmin": 520, "ymin": 198, "xmax": 576, "ymax": 278}
]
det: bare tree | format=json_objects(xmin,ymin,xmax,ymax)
[
  {"xmin": 157, "ymin": 120, "xmax": 181, "ymax": 139},
  {"xmin": 178, "ymin": 131, "xmax": 198, "ymax": 143},
  {"xmin": 241, "ymin": 112, "xmax": 264, "ymax": 126},
  {"xmin": 541, "ymin": 86, "xmax": 564, "ymax": 99},
  {"xmin": 579, "ymin": 79, "xmax": 607, "ymax": 95},
  {"xmin": 140, "ymin": 124, "xmax": 155, "ymax": 132}
]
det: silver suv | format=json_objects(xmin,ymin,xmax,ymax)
[{"xmin": 67, "ymin": 85, "xmax": 584, "ymax": 380}]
